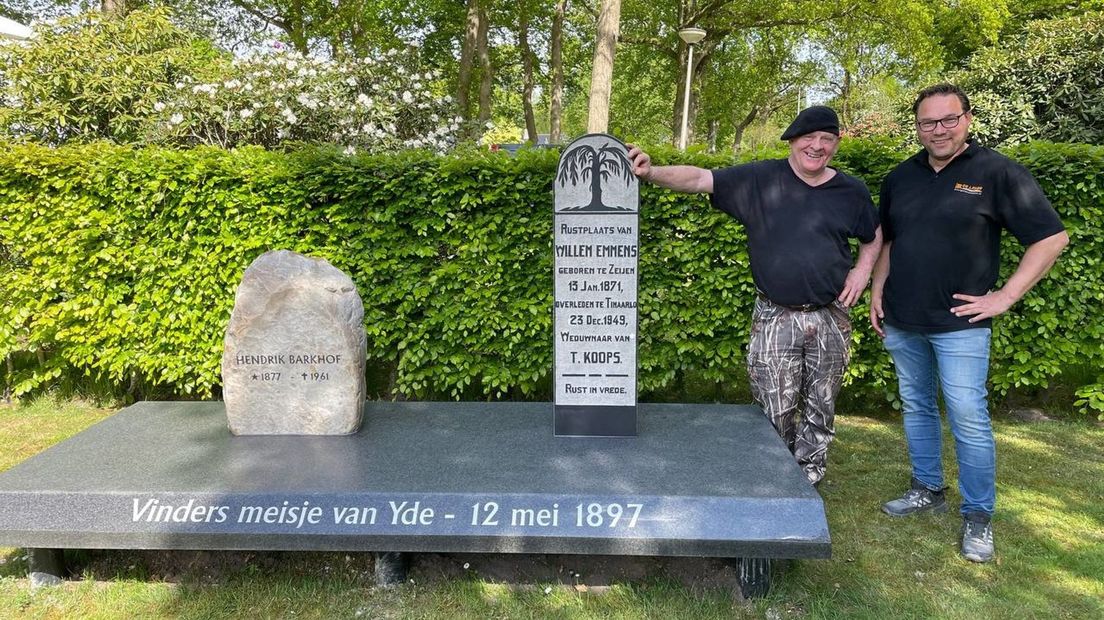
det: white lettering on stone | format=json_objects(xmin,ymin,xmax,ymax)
[
  {"xmin": 131, "ymin": 498, "xmax": 229, "ymax": 523},
  {"xmin": 333, "ymin": 506, "xmax": 378, "ymax": 525},
  {"xmin": 237, "ymin": 501, "xmax": 321, "ymax": 528},
  {"xmin": 389, "ymin": 501, "xmax": 434, "ymax": 525}
]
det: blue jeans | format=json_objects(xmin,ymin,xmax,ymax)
[{"xmin": 883, "ymin": 324, "xmax": 995, "ymax": 516}]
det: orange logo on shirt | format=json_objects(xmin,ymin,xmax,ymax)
[{"xmin": 954, "ymin": 182, "xmax": 983, "ymax": 196}]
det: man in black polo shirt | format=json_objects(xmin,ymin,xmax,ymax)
[
  {"xmin": 626, "ymin": 106, "xmax": 882, "ymax": 487},
  {"xmin": 871, "ymin": 83, "xmax": 1068, "ymax": 563}
]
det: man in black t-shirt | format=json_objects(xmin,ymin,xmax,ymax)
[
  {"xmin": 871, "ymin": 83, "xmax": 1068, "ymax": 563},
  {"xmin": 627, "ymin": 106, "xmax": 882, "ymax": 487}
]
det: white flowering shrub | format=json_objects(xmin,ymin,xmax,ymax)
[{"xmin": 151, "ymin": 47, "xmax": 461, "ymax": 152}]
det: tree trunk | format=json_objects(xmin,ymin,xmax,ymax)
[
  {"xmin": 476, "ymin": 2, "xmax": 493, "ymax": 132},
  {"xmin": 731, "ymin": 107, "xmax": 759, "ymax": 153},
  {"xmin": 519, "ymin": 4, "xmax": 538, "ymax": 144},
  {"xmin": 671, "ymin": 44, "xmax": 687, "ymax": 144},
  {"xmin": 284, "ymin": 0, "xmax": 309, "ymax": 54},
  {"xmin": 550, "ymin": 0, "xmax": 567, "ymax": 143},
  {"xmin": 101, "ymin": 0, "xmax": 125, "ymax": 16},
  {"xmin": 456, "ymin": 0, "xmax": 481, "ymax": 124},
  {"xmin": 688, "ymin": 86, "xmax": 700, "ymax": 143},
  {"xmin": 587, "ymin": 0, "xmax": 621, "ymax": 133},
  {"xmin": 841, "ymin": 68, "xmax": 852, "ymax": 129},
  {"xmin": 669, "ymin": 1, "xmax": 688, "ymax": 144}
]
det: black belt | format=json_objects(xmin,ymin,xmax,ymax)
[{"xmin": 756, "ymin": 291, "xmax": 830, "ymax": 312}]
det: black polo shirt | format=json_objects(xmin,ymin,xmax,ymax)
[
  {"xmin": 711, "ymin": 159, "xmax": 878, "ymax": 307},
  {"xmin": 879, "ymin": 142, "xmax": 1065, "ymax": 333}
]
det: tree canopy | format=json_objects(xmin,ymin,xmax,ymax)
[
  {"xmin": 1, "ymin": 0, "xmax": 1102, "ymax": 149},
  {"xmin": 953, "ymin": 10, "xmax": 1104, "ymax": 147}
]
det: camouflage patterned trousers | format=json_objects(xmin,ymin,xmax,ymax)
[{"xmin": 747, "ymin": 296, "xmax": 852, "ymax": 485}]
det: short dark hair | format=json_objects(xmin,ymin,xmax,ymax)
[{"xmin": 912, "ymin": 83, "xmax": 971, "ymax": 116}]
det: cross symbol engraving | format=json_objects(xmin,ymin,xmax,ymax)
[{"xmin": 301, "ymin": 373, "xmax": 308, "ymax": 380}]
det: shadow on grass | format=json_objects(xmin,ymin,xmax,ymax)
[
  {"xmin": 770, "ymin": 415, "xmax": 1104, "ymax": 619},
  {"xmin": 26, "ymin": 549, "xmax": 755, "ymax": 619}
]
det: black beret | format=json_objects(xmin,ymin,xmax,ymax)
[{"xmin": 780, "ymin": 105, "xmax": 840, "ymax": 141}]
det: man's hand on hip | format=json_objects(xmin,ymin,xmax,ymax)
[{"xmin": 951, "ymin": 289, "xmax": 1016, "ymax": 322}]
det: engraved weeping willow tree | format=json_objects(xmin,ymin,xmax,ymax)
[{"xmin": 556, "ymin": 141, "xmax": 635, "ymax": 212}]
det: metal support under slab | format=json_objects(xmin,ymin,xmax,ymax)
[
  {"xmin": 373, "ymin": 551, "xmax": 409, "ymax": 586},
  {"xmin": 27, "ymin": 548, "xmax": 66, "ymax": 588},
  {"xmin": 735, "ymin": 556, "xmax": 772, "ymax": 599}
]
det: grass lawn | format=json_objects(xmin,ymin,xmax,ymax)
[{"xmin": 1, "ymin": 396, "xmax": 1101, "ymax": 619}]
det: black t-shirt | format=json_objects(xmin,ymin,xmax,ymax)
[
  {"xmin": 710, "ymin": 159, "xmax": 878, "ymax": 307},
  {"xmin": 879, "ymin": 143, "xmax": 1065, "ymax": 333}
]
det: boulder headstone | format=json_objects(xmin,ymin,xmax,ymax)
[
  {"xmin": 222, "ymin": 250, "xmax": 366, "ymax": 435},
  {"xmin": 553, "ymin": 134, "xmax": 639, "ymax": 436}
]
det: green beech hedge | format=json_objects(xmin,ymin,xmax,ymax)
[{"xmin": 1, "ymin": 139, "xmax": 1101, "ymax": 412}]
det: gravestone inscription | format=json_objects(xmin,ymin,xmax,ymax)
[
  {"xmin": 222, "ymin": 250, "xmax": 367, "ymax": 435},
  {"xmin": 553, "ymin": 134, "xmax": 639, "ymax": 436}
]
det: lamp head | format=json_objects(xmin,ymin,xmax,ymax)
[{"xmin": 678, "ymin": 27, "xmax": 706, "ymax": 45}]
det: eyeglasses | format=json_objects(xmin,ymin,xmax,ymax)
[{"xmin": 916, "ymin": 112, "xmax": 968, "ymax": 132}]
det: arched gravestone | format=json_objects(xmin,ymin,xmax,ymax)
[
  {"xmin": 222, "ymin": 250, "xmax": 367, "ymax": 435},
  {"xmin": 553, "ymin": 134, "xmax": 639, "ymax": 437}
]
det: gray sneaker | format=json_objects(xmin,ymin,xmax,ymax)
[
  {"xmin": 961, "ymin": 512, "xmax": 995, "ymax": 563},
  {"xmin": 882, "ymin": 478, "xmax": 948, "ymax": 516}
]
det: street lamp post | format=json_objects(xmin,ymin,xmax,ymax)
[{"xmin": 677, "ymin": 27, "xmax": 706, "ymax": 151}]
